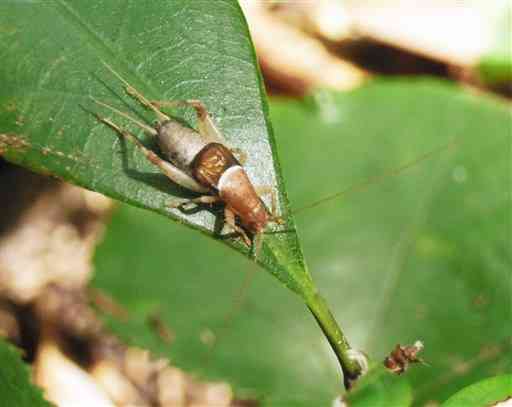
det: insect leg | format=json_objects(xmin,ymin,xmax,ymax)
[
  {"xmin": 150, "ymin": 99, "xmax": 227, "ymax": 144},
  {"xmin": 96, "ymin": 115, "xmax": 208, "ymax": 193},
  {"xmin": 253, "ymin": 232, "xmax": 264, "ymax": 258},
  {"xmin": 230, "ymin": 147, "xmax": 247, "ymax": 165},
  {"xmin": 224, "ymin": 207, "xmax": 251, "ymax": 246},
  {"xmin": 255, "ymin": 186, "xmax": 283, "ymax": 223},
  {"xmin": 168, "ymin": 195, "xmax": 220, "ymax": 210},
  {"xmin": 151, "ymin": 99, "xmax": 248, "ymax": 163}
]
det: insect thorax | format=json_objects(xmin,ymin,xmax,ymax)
[{"xmin": 191, "ymin": 143, "xmax": 240, "ymax": 189}]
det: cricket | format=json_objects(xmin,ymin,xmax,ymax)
[
  {"xmin": 92, "ymin": 63, "xmax": 282, "ymax": 256},
  {"xmin": 92, "ymin": 64, "xmax": 455, "ymax": 257}
]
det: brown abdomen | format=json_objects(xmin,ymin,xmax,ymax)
[
  {"xmin": 191, "ymin": 143, "xmax": 239, "ymax": 189},
  {"xmin": 218, "ymin": 166, "xmax": 269, "ymax": 234}
]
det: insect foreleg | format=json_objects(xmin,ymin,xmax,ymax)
[
  {"xmin": 252, "ymin": 232, "xmax": 264, "ymax": 258},
  {"xmin": 96, "ymin": 116, "xmax": 208, "ymax": 193},
  {"xmin": 224, "ymin": 207, "xmax": 251, "ymax": 246},
  {"xmin": 150, "ymin": 99, "xmax": 227, "ymax": 145},
  {"xmin": 255, "ymin": 186, "xmax": 282, "ymax": 224},
  {"xmin": 151, "ymin": 99, "xmax": 247, "ymax": 164}
]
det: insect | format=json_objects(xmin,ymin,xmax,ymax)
[
  {"xmin": 384, "ymin": 340, "xmax": 426, "ymax": 374},
  {"xmin": 92, "ymin": 63, "xmax": 282, "ymax": 255},
  {"xmin": 92, "ymin": 64, "xmax": 455, "ymax": 258}
]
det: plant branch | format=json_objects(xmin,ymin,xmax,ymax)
[{"xmin": 305, "ymin": 291, "xmax": 364, "ymax": 389}]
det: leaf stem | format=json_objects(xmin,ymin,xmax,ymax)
[{"xmin": 305, "ymin": 291, "xmax": 363, "ymax": 389}]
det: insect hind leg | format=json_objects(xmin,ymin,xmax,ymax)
[{"xmin": 94, "ymin": 115, "xmax": 207, "ymax": 193}]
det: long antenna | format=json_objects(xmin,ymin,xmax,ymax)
[
  {"xmin": 201, "ymin": 264, "xmax": 259, "ymax": 368},
  {"xmin": 211, "ymin": 140, "xmax": 459, "ymax": 361},
  {"xmin": 101, "ymin": 61, "xmax": 170, "ymax": 122},
  {"xmin": 90, "ymin": 97, "xmax": 158, "ymax": 136},
  {"xmin": 292, "ymin": 139, "xmax": 459, "ymax": 215}
]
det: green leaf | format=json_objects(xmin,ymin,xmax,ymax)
[
  {"xmin": 477, "ymin": 4, "xmax": 511, "ymax": 85},
  {"xmin": 94, "ymin": 205, "xmax": 334, "ymax": 406},
  {"xmin": 273, "ymin": 81, "xmax": 510, "ymax": 405},
  {"xmin": 93, "ymin": 79, "xmax": 510, "ymax": 405},
  {"xmin": 343, "ymin": 365, "xmax": 412, "ymax": 407},
  {"xmin": 442, "ymin": 375, "xmax": 511, "ymax": 407},
  {"xmin": 0, "ymin": 0, "xmax": 359, "ymax": 383},
  {"xmin": 0, "ymin": 1, "xmax": 312, "ymax": 296},
  {"xmin": 0, "ymin": 339, "xmax": 52, "ymax": 407}
]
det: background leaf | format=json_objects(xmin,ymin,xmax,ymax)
[
  {"xmin": 0, "ymin": 340, "xmax": 52, "ymax": 407},
  {"xmin": 0, "ymin": 0, "xmax": 310, "ymax": 296},
  {"xmin": 274, "ymin": 80, "xmax": 510, "ymax": 405},
  {"xmin": 343, "ymin": 365, "xmax": 412, "ymax": 407},
  {"xmin": 477, "ymin": 5, "xmax": 512, "ymax": 86},
  {"xmin": 442, "ymin": 375, "xmax": 511, "ymax": 407},
  {"xmin": 93, "ymin": 79, "xmax": 510, "ymax": 405}
]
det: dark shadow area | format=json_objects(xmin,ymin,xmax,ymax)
[
  {"xmin": 333, "ymin": 37, "xmax": 450, "ymax": 77},
  {"xmin": 0, "ymin": 164, "xmax": 57, "ymax": 237},
  {"xmin": 14, "ymin": 303, "xmax": 40, "ymax": 363},
  {"xmin": 118, "ymin": 136, "xmax": 196, "ymax": 199}
]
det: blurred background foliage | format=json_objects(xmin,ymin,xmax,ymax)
[
  {"xmin": 93, "ymin": 80, "xmax": 510, "ymax": 406},
  {"xmin": 0, "ymin": 1, "xmax": 510, "ymax": 406}
]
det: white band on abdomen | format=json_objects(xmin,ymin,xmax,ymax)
[{"xmin": 217, "ymin": 165, "xmax": 243, "ymax": 191}]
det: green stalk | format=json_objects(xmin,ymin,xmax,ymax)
[{"xmin": 305, "ymin": 291, "xmax": 363, "ymax": 389}]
